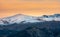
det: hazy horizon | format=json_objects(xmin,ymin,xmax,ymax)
[{"xmin": 0, "ymin": 0, "xmax": 60, "ymax": 18}]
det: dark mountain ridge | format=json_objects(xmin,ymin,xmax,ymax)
[
  {"xmin": 0, "ymin": 14, "xmax": 60, "ymax": 37},
  {"xmin": 0, "ymin": 21, "xmax": 60, "ymax": 37}
]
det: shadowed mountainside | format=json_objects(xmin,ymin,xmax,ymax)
[{"xmin": 0, "ymin": 21, "xmax": 60, "ymax": 37}]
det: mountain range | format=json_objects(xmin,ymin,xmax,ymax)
[
  {"xmin": 0, "ymin": 14, "xmax": 60, "ymax": 25},
  {"xmin": 0, "ymin": 14, "xmax": 60, "ymax": 37}
]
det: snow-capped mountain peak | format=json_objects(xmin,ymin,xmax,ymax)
[
  {"xmin": 39, "ymin": 14, "xmax": 60, "ymax": 21},
  {"xmin": 0, "ymin": 14, "xmax": 41, "ymax": 25},
  {"xmin": 0, "ymin": 14, "xmax": 60, "ymax": 25}
]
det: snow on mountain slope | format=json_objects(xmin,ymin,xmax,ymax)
[
  {"xmin": 0, "ymin": 14, "xmax": 42, "ymax": 25},
  {"xmin": 39, "ymin": 14, "xmax": 60, "ymax": 21},
  {"xmin": 0, "ymin": 14, "xmax": 60, "ymax": 25}
]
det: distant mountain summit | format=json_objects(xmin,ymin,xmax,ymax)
[
  {"xmin": 0, "ymin": 14, "xmax": 41, "ymax": 25},
  {"xmin": 41, "ymin": 14, "xmax": 60, "ymax": 18},
  {"xmin": 0, "ymin": 14, "xmax": 60, "ymax": 25},
  {"xmin": 39, "ymin": 14, "xmax": 60, "ymax": 21},
  {"xmin": 53, "ymin": 14, "xmax": 60, "ymax": 17}
]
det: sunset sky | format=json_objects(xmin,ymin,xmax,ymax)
[{"xmin": 0, "ymin": 0, "xmax": 60, "ymax": 18}]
